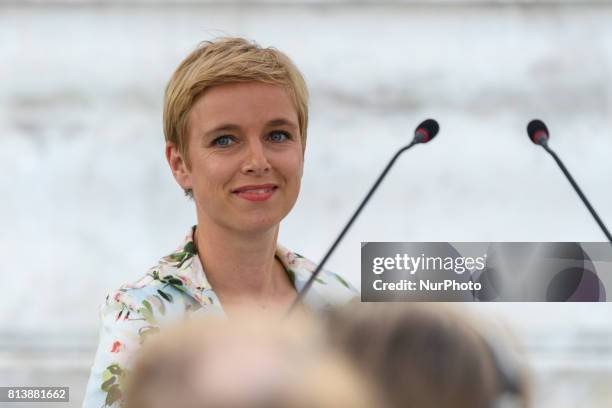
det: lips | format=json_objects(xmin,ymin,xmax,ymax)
[
  {"xmin": 232, "ymin": 184, "xmax": 278, "ymax": 202},
  {"xmin": 232, "ymin": 184, "xmax": 278, "ymax": 194}
]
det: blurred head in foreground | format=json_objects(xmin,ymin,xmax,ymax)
[
  {"xmin": 124, "ymin": 313, "xmax": 379, "ymax": 408},
  {"xmin": 326, "ymin": 303, "xmax": 530, "ymax": 408}
]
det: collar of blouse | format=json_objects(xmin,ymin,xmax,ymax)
[{"xmin": 152, "ymin": 226, "xmax": 321, "ymax": 310}]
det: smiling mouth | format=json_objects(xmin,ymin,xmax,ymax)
[
  {"xmin": 232, "ymin": 184, "xmax": 278, "ymax": 194},
  {"xmin": 236, "ymin": 187, "xmax": 276, "ymax": 194},
  {"xmin": 232, "ymin": 186, "xmax": 278, "ymax": 201}
]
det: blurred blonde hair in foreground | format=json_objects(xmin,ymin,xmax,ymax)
[
  {"xmin": 326, "ymin": 303, "xmax": 531, "ymax": 408},
  {"xmin": 124, "ymin": 311, "xmax": 379, "ymax": 408}
]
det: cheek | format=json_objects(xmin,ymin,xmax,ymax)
[
  {"xmin": 276, "ymin": 152, "xmax": 304, "ymax": 185},
  {"xmin": 189, "ymin": 155, "xmax": 233, "ymax": 193}
]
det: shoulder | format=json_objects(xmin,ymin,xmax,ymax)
[
  {"xmin": 103, "ymin": 247, "xmax": 212, "ymax": 327},
  {"xmin": 85, "ymin": 232, "xmax": 217, "ymax": 408},
  {"xmin": 277, "ymin": 246, "xmax": 360, "ymax": 310},
  {"xmin": 308, "ymin": 265, "xmax": 360, "ymax": 307},
  {"xmin": 84, "ymin": 268, "xmax": 168, "ymax": 408}
]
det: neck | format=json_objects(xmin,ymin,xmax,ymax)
[{"xmin": 194, "ymin": 213, "xmax": 295, "ymax": 306}]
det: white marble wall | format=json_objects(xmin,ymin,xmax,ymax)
[{"xmin": 2, "ymin": 1, "xmax": 612, "ymax": 406}]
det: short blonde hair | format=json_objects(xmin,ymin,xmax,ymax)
[
  {"xmin": 124, "ymin": 314, "xmax": 380, "ymax": 408},
  {"xmin": 163, "ymin": 37, "xmax": 309, "ymax": 169}
]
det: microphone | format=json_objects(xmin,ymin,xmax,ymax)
[
  {"xmin": 286, "ymin": 119, "xmax": 440, "ymax": 315},
  {"xmin": 527, "ymin": 119, "xmax": 612, "ymax": 243}
]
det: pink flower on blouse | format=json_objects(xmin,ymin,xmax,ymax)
[
  {"xmin": 286, "ymin": 252, "xmax": 297, "ymax": 265},
  {"xmin": 110, "ymin": 341, "xmax": 123, "ymax": 353}
]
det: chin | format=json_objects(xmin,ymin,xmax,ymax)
[
  {"xmin": 231, "ymin": 212, "xmax": 285, "ymax": 234},
  {"xmin": 235, "ymin": 221, "xmax": 280, "ymax": 235}
]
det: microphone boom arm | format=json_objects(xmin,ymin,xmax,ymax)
[
  {"xmin": 286, "ymin": 140, "xmax": 419, "ymax": 314},
  {"xmin": 540, "ymin": 140, "xmax": 612, "ymax": 243}
]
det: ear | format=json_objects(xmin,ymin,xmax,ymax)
[{"xmin": 165, "ymin": 143, "xmax": 192, "ymax": 192}]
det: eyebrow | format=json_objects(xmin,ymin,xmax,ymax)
[
  {"xmin": 266, "ymin": 118, "xmax": 298, "ymax": 129},
  {"xmin": 203, "ymin": 118, "xmax": 298, "ymax": 139}
]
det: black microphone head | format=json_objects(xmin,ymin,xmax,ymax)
[
  {"xmin": 414, "ymin": 119, "xmax": 439, "ymax": 143},
  {"xmin": 527, "ymin": 119, "xmax": 550, "ymax": 145}
]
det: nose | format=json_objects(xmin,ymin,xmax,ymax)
[{"xmin": 241, "ymin": 138, "xmax": 271, "ymax": 175}]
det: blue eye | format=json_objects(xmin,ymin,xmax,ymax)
[
  {"xmin": 213, "ymin": 135, "xmax": 235, "ymax": 147},
  {"xmin": 269, "ymin": 131, "xmax": 290, "ymax": 143}
]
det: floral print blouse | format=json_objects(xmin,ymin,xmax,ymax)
[{"xmin": 82, "ymin": 227, "xmax": 359, "ymax": 408}]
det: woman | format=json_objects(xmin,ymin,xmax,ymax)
[{"xmin": 83, "ymin": 38, "xmax": 358, "ymax": 408}]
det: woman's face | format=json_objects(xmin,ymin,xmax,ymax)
[{"xmin": 181, "ymin": 81, "xmax": 304, "ymax": 234}]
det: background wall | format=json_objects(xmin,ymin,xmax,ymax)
[{"xmin": 2, "ymin": 0, "xmax": 612, "ymax": 406}]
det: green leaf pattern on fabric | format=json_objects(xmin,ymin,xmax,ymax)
[
  {"xmin": 332, "ymin": 273, "xmax": 351, "ymax": 289},
  {"xmin": 101, "ymin": 364, "xmax": 126, "ymax": 407}
]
